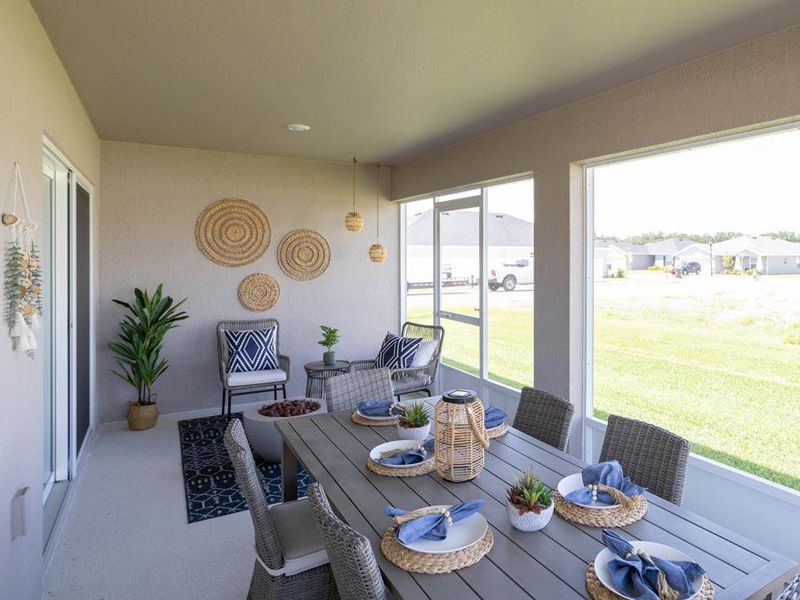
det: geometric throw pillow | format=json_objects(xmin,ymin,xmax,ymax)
[
  {"xmin": 374, "ymin": 332, "xmax": 422, "ymax": 369},
  {"xmin": 224, "ymin": 328, "xmax": 278, "ymax": 373}
]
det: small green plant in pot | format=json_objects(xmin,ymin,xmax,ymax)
[
  {"xmin": 319, "ymin": 325, "xmax": 340, "ymax": 366},
  {"xmin": 506, "ymin": 470, "xmax": 554, "ymax": 531},
  {"xmin": 109, "ymin": 284, "xmax": 188, "ymax": 430},
  {"xmin": 396, "ymin": 400, "xmax": 431, "ymax": 441}
]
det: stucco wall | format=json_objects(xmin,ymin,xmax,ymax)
[
  {"xmin": 98, "ymin": 141, "xmax": 398, "ymax": 423},
  {"xmin": 392, "ymin": 24, "xmax": 800, "ymax": 457},
  {"xmin": 0, "ymin": 1, "xmax": 101, "ymax": 598}
]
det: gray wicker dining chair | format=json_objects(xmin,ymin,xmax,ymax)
[
  {"xmin": 307, "ymin": 483, "xmax": 388, "ymax": 600},
  {"xmin": 325, "ymin": 368, "xmax": 395, "ymax": 412},
  {"xmin": 217, "ymin": 319, "xmax": 290, "ymax": 416},
  {"xmin": 599, "ymin": 415, "xmax": 691, "ymax": 505},
  {"xmin": 512, "ymin": 387, "xmax": 575, "ymax": 451},
  {"xmin": 350, "ymin": 322, "xmax": 444, "ymax": 399},
  {"xmin": 223, "ymin": 419, "xmax": 337, "ymax": 600},
  {"xmin": 780, "ymin": 572, "xmax": 800, "ymax": 600}
]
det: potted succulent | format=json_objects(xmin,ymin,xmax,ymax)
[
  {"xmin": 396, "ymin": 400, "xmax": 431, "ymax": 441},
  {"xmin": 319, "ymin": 325, "xmax": 340, "ymax": 366},
  {"xmin": 506, "ymin": 470, "xmax": 554, "ymax": 532},
  {"xmin": 109, "ymin": 284, "xmax": 188, "ymax": 430}
]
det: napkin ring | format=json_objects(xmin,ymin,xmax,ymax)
[{"xmin": 393, "ymin": 506, "xmax": 453, "ymax": 527}]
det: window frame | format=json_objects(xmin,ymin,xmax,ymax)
[{"xmin": 399, "ymin": 173, "xmax": 534, "ymax": 391}]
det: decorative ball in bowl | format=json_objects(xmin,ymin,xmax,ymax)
[
  {"xmin": 506, "ymin": 470, "xmax": 554, "ymax": 532},
  {"xmin": 396, "ymin": 400, "xmax": 431, "ymax": 441}
]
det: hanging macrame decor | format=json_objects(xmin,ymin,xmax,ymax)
[{"xmin": 3, "ymin": 162, "xmax": 42, "ymax": 357}]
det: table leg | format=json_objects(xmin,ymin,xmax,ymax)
[{"xmin": 282, "ymin": 439, "xmax": 298, "ymax": 502}]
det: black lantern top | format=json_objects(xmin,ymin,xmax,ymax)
[{"xmin": 442, "ymin": 389, "xmax": 478, "ymax": 404}]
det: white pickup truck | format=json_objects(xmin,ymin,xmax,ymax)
[{"xmin": 488, "ymin": 258, "xmax": 533, "ymax": 291}]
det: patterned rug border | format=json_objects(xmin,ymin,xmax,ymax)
[{"xmin": 177, "ymin": 413, "xmax": 309, "ymax": 523}]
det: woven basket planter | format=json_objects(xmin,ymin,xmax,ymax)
[{"xmin": 434, "ymin": 390, "xmax": 490, "ymax": 482}]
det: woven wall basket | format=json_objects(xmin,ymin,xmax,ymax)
[
  {"xmin": 195, "ymin": 198, "xmax": 271, "ymax": 267},
  {"xmin": 278, "ymin": 229, "xmax": 331, "ymax": 280},
  {"xmin": 238, "ymin": 273, "xmax": 280, "ymax": 311}
]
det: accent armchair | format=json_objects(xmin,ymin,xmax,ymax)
[
  {"xmin": 217, "ymin": 319, "xmax": 290, "ymax": 416},
  {"xmin": 350, "ymin": 322, "xmax": 444, "ymax": 399}
]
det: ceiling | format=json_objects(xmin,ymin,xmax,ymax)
[{"xmin": 31, "ymin": 0, "xmax": 800, "ymax": 164}]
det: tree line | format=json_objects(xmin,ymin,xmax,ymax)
[{"xmin": 599, "ymin": 231, "xmax": 800, "ymax": 245}]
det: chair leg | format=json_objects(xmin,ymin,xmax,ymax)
[
  {"xmin": 273, "ymin": 387, "xmax": 278, "ymax": 401},
  {"xmin": 424, "ymin": 388, "xmax": 431, "ymax": 396},
  {"xmin": 282, "ymin": 384, "xmax": 287, "ymax": 399},
  {"xmin": 226, "ymin": 390, "xmax": 232, "ymax": 416},
  {"xmin": 221, "ymin": 388, "xmax": 227, "ymax": 416}
]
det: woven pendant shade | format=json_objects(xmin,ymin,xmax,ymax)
[
  {"xmin": 434, "ymin": 390, "xmax": 490, "ymax": 482},
  {"xmin": 369, "ymin": 243, "xmax": 387, "ymax": 263},
  {"xmin": 238, "ymin": 273, "xmax": 280, "ymax": 311},
  {"xmin": 344, "ymin": 157, "xmax": 364, "ymax": 231}
]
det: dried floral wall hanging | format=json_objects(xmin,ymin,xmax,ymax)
[{"xmin": 4, "ymin": 162, "xmax": 42, "ymax": 357}]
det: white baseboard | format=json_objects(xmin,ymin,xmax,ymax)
[{"xmin": 99, "ymin": 399, "xmax": 270, "ymax": 431}]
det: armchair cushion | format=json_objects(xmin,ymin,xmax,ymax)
[
  {"xmin": 375, "ymin": 332, "xmax": 422, "ymax": 369},
  {"xmin": 270, "ymin": 498, "xmax": 330, "ymax": 576},
  {"xmin": 226, "ymin": 368, "xmax": 287, "ymax": 387},
  {"xmin": 224, "ymin": 327, "xmax": 278, "ymax": 373}
]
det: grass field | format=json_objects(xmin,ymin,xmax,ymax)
[{"xmin": 407, "ymin": 273, "xmax": 800, "ymax": 491}]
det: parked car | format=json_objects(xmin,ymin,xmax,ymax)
[
  {"xmin": 489, "ymin": 259, "xmax": 532, "ymax": 291},
  {"xmin": 681, "ymin": 261, "xmax": 702, "ymax": 275}
]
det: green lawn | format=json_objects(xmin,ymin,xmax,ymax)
[{"xmin": 407, "ymin": 275, "xmax": 800, "ymax": 491}]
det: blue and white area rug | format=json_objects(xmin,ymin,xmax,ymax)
[{"xmin": 178, "ymin": 413, "xmax": 310, "ymax": 523}]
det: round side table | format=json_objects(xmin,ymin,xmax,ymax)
[{"xmin": 304, "ymin": 360, "xmax": 350, "ymax": 408}]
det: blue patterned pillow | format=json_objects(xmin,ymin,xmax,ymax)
[
  {"xmin": 374, "ymin": 332, "xmax": 422, "ymax": 369},
  {"xmin": 225, "ymin": 328, "xmax": 279, "ymax": 373}
]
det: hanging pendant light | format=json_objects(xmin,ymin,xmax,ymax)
[
  {"xmin": 369, "ymin": 163, "xmax": 387, "ymax": 263},
  {"xmin": 344, "ymin": 157, "xmax": 365, "ymax": 231}
]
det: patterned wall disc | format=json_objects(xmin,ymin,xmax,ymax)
[
  {"xmin": 277, "ymin": 229, "xmax": 331, "ymax": 280},
  {"xmin": 196, "ymin": 198, "xmax": 270, "ymax": 267},
  {"xmin": 238, "ymin": 273, "xmax": 280, "ymax": 311}
]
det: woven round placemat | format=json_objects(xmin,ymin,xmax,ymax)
[
  {"xmin": 554, "ymin": 492, "xmax": 647, "ymax": 527},
  {"xmin": 585, "ymin": 561, "xmax": 715, "ymax": 599},
  {"xmin": 278, "ymin": 229, "xmax": 331, "ymax": 280},
  {"xmin": 238, "ymin": 273, "xmax": 280, "ymax": 311},
  {"xmin": 195, "ymin": 198, "xmax": 270, "ymax": 266},
  {"xmin": 367, "ymin": 458, "xmax": 435, "ymax": 478},
  {"xmin": 351, "ymin": 412, "xmax": 398, "ymax": 427},
  {"xmin": 486, "ymin": 422, "xmax": 508, "ymax": 439},
  {"xmin": 381, "ymin": 526, "xmax": 493, "ymax": 574}
]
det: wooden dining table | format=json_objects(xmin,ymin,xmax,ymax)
[{"xmin": 275, "ymin": 405, "xmax": 797, "ymax": 600}]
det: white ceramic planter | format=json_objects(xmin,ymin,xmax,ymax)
[
  {"xmin": 396, "ymin": 421, "xmax": 431, "ymax": 441},
  {"xmin": 506, "ymin": 500, "xmax": 554, "ymax": 532},
  {"xmin": 243, "ymin": 400, "xmax": 326, "ymax": 463}
]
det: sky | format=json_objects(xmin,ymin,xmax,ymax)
[{"xmin": 594, "ymin": 128, "xmax": 800, "ymax": 238}]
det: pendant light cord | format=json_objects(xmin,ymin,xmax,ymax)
[
  {"xmin": 375, "ymin": 164, "xmax": 381, "ymax": 241},
  {"xmin": 352, "ymin": 157, "xmax": 357, "ymax": 210}
]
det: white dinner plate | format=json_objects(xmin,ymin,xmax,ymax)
[
  {"xmin": 397, "ymin": 506, "xmax": 488, "ymax": 554},
  {"xmin": 557, "ymin": 473, "xmax": 616, "ymax": 510},
  {"xmin": 369, "ymin": 440, "xmax": 432, "ymax": 469},
  {"xmin": 594, "ymin": 541, "xmax": 703, "ymax": 600}
]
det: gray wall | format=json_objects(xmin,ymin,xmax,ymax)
[
  {"xmin": 98, "ymin": 141, "xmax": 398, "ymax": 423},
  {"xmin": 0, "ymin": 1, "xmax": 101, "ymax": 598},
  {"xmin": 392, "ymin": 24, "xmax": 800, "ymax": 458}
]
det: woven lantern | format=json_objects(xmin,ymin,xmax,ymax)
[
  {"xmin": 434, "ymin": 390, "xmax": 490, "ymax": 482},
  {"xmin": 345, "ymin": 157, "xmax": 364, "ymax": 231},
  {"xmin": 369, "ymin": 164, "xmax": 387, "ymax": 263}
]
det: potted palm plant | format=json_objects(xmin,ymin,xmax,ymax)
[
  {"xmin": 109, "ymin": 284, "xmax": 188, "ymax": 430},
  {"xmin": 319, "ymin": 325, "xmax": 340, "ymax": 366},
  {"xmin": 396, "ymin": 400, "xmax": 431, "ymax": 441},
  {"xmin": 506, "ymin": 470, "xmax": 554, "ymax": 531}
]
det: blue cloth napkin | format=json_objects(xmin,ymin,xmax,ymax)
[
  {"xmin": 483, "ymin": 405, "xmax": 507, "ymax": 429},
  {"xmin": 357, "ymin": 400, "xmax": 397, "ymax": 417},
  {"xmin": 602, "ymin": 529, "xmax": 705, "ymax": 600},
  {"xmin": 564, "ymin": 460, "xmax": 645, "ymax": 506},
  {"xmin": 378, "ymin": 439, "xmax": 435, "ymax": 466},
  {"xmin": 385, "ymin": 499, "xmax": 485, "ymax": 545}
]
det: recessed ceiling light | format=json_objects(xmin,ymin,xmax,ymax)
[{"xmin": 286, "ymin": 123, "xmax": 311, "ymax": 132}]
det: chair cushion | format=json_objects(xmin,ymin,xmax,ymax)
[
  {"xmin": 410, "ymin": 339, "xmax": 437, "ymax": 367},
  {"xmin": 374, "ymin": 332, "xmax": 422, "ymax": 369},
  {"xmin": 270, "ymin": 498, "xmax": 329, "ymax": 576},
  {"xmin": 225, "ymin": 328, "xmax": 278, "ymax": 373},
  {"xmin": 226, "ymin": 369, "xmax": 287, "ymax": 387}
]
